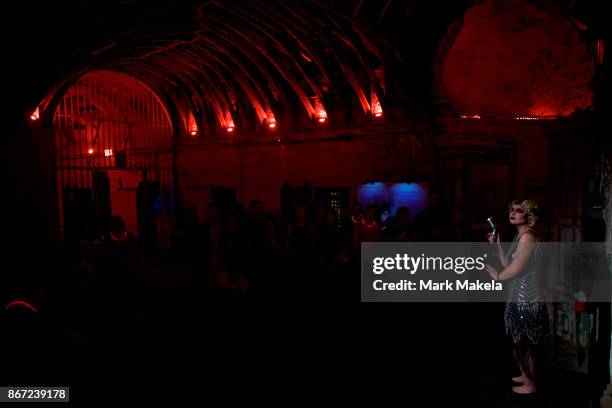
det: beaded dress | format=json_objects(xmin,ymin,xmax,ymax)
[{"xmin": 503, "ymin": 229, "xmax": 547, "ymax": 344}]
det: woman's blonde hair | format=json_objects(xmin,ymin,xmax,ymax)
[{"xmin": 509, "ymin": 199, "xmax": 539, "ymax": 227}]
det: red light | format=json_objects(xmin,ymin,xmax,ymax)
[
  {"xmin": 371, "ymin": 91, "xmax": 383, "ymax": 118},
  {"xmin": 265, "ymin": 106, "xmax": 277, "ymax": 130},
  {"xmin": 104, "ymin": 148, "xmax": 113, "ymax": 157},
  {"xmin": 314, "ymin": 98, "xmax": 328, "ymax": 124},
  {"xmin": 188, "ymin": 112, "xmax": 198, "ymax": 136},
  {"xmin": 5, "ymin": 300, "xmax": 38, "ymax": 313},
  {"xmin": 30, "ymin": 107, "xmax": 40, "ymax": 121},
  {"xmin": 88, "ymin": 148, "xmax": 94, "ymax": 155},
  {"xmin": 460, "ymin": 114, "xmax": 481, "ymax": 119},
  {"xmin": 224, "ymin": 111, "xmax": 235, "ymax": 134}
]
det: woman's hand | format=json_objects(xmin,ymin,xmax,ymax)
[
  {"xmin": 487, "ymin": 232, "xmax": 509, "ymax": 267},
  {"xmin": 486, "ymin": 233, "xmax": 501, "ymax": 244},
  {"xmin": 484, "ymin": 264, "xmax": 499, "ymax": 280}
]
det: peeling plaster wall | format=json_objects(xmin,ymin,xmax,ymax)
[{"xmin": 441, "ymin": 0, "xmax": 594, "ymax": 117}]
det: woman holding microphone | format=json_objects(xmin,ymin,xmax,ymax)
[{"xmin": 484, "ymin": 199, "xmax": 548, "ymax": 395}]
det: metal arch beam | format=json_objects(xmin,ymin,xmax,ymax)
[
  {"xmin": 328, "ymin": 8, "xmax": 387, "ymax": 108},
  {"xmin": 156, "ymin": 47, "xmax": 246, "ymax": 127},
  {"xmin": 325, "ymin": 14, "xmax": 384, "ymax": 111},
  {"xmin": 183, "ymin": 38, "xmax": 273, "ymax": 116},
  {"xmin": 210, "ymin": 7, "xmax": 324, "ymax": 99},
  {"xmin": 135, "ymin": 55, "xmax": 205, "ymax": 117},
  {"xmin": 185, "ymin": 42, "xmax": 273, "ymax": 110},
  {"xmin": 148, "ymin": 51, "xmax": 208, "ymax": 112},
  {"xmin": 194, "ymin": 29, "xmax": 291, "ymax": 108},
  {"xmin": 174, "ymin": 45, "xmax": 270, "ymax": 124},
  {"xmin": 155, "ymin": 46, "xmax": 249, "ymax": 122},
  {"xmin": 136, "ymin": 51, "xmax": 239, "ymax": 129},
  {"xmin": 275, "ymin": 1, "xmax": 376, "ymax": 114},
  {"xmin": 246, "ymin": 0, "xmax": 337, "ymax": 97},
  {"xmin": 200, "ymin": 15, "xmax": 316, "ymax": 117}
]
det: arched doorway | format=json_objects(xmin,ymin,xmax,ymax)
[{"xmin": 53, "ymin": 70, "xmax": 174, "ymax": 249}]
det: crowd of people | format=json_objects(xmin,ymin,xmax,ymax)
[{"xmin": 170, "ymin": 197, "xmax": 452, "ymax": 298}]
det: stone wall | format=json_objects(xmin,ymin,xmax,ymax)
[{"xmin": 176, "ymin": 133, "xmax": 423, "ymax": 221}]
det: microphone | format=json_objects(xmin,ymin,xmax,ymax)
[{"xmin": 486, "ymin": 216, "xmax": 497, "ymax": 243}]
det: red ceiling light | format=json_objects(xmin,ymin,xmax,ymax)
[
  {"xmin": 267, "ymin": 117, "xmax": 277, "ymax": 129},
  {"xmin": 30, "ymin": 107, "xmax": 40, "ymax": 121},
  {"xmin": 371, "ymin": 90, "xmax": 383, "ymax": 118},
  {"xmin": 188, "ymin": 112, "xmax": 198, "ymax": 136},
  {"xmin": 314, "ymin": 98, "xmax": 327, "ymax": 123},
  {"xmin": 225, "ymin": 110, "xmax": 235, "ymax": 133},
  {"xmin": 265, "ymin": 106, "xmax": 277, "ymax": 130},
  {"xmin": 460, "ymin": 114, "xmax": 481, "ymax": 119},
  {"xmin": 88, "ymin": 148, "xmax": 94, "ymax": 155}
]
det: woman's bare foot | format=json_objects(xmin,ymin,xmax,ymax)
[
  {"xmin": 512, "ymin": 382, "xmax": 536, "ymax": 394},
  {"xmin": 512, "ymin": 375, "xmax": 526, "ymax": 383}
]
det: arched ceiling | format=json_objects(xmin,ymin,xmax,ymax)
[
  {"xmin": 34, "ymin": 1, "xmax": 393, "ymax": 131},
  {"xmin": 8, "ymin": 0, "xmax": 608, "ymax": 130}
]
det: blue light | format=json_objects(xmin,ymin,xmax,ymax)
[
  {"xmin": 389, "ymin": 183, "xmax": 428, "ymax": 219},
  {"xmin": 357, "ymin": 182, "xmax": 388, "ymax": 207}
]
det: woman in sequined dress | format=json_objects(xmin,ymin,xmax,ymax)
[{"xmin": 484, "ymin": 199, "xmax": 548, "ymax": 395}]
